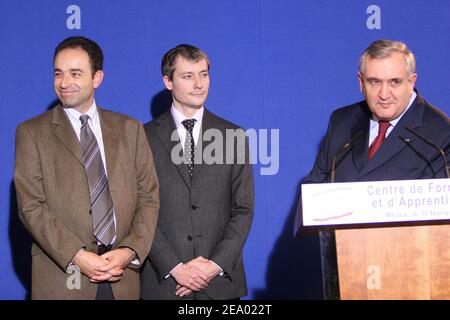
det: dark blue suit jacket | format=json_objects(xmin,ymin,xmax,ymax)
[{"xmin": 305, "ymin": 93, "xmax": 449, "ymax": 184}]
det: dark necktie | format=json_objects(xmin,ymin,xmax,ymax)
[
  {"xmin": 80, "ymin": 115, "xmax": 115, "ymax": 246},
  {"xmin": 182, "ymin": 119, "xmax": 196, "ymax": 178},
  {"xmin": 368, "ymin": 120, "xmax": 391, "ymax": 160}
]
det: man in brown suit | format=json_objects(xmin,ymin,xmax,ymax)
[{"xmin": 13, "ymin": 36, "xmax": 159, "ymax": 299}]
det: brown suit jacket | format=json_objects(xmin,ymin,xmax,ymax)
[{"xmin": 14, "ymin": 105, "xmax": 159, "ymax": 299}]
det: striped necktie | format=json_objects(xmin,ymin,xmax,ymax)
[{"xmin": 80, "ymin": 115, "xmax": 115, "ymax": 246}]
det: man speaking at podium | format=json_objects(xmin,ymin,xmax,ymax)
[
  {"xmin": 300, "ymin": 39, "xmax": 449, "ymax": 300},
  {"xmin": 305, "ymin": 39, "xmax": 449, "ymax": 184}
]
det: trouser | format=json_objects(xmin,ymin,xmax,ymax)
[{"xmin": 95, "ymin": 244, "xmax": 114, "ymax": 300}]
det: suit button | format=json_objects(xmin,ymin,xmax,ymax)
[
  {"xmin": 187, "ymin": 236, "xmax": 193, "ymax": 241},
  {"xmin": 89, "ymin": 210, "xmax": 92, "ymax": 215},
  {"xmin": 191, "ymin": 205, "xmax": 198, "ymax": 210},
  {"xmin": 91, "ymin": 241, "xmax": 97, "ymax": 245}
]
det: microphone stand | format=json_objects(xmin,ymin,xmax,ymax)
[
  {"xmin": 404, "ymin": 126, "xmax": 449, "ymax": 178},
  {"xmin": 320, "ymin": 131, "xmax": 362, "ymax": 300}
]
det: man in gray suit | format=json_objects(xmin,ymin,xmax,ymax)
[{"xmin": 140, "ymin": 44, "xmax": 254, "ymax": 300}]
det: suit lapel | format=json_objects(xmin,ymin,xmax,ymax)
[
  {"xmin": 97, "ymin": 107, "xmax": 120, "ymax": 187},
  {"xmin": 97, "ymin": 106, "xmax": 124, "ymax": 238},
  {"xmin": 52, "ymin": 105, "xmax": 83, "ymax": 164},
  {"xmin": 154, "ymin": 111, "xmax": 192, "ymax": 189},
  {"xmin": 351, "ymin": 110, "xmax": 370, "ymax": 174},
  {"xmin": 360, "ymin": 95, "xmax": 424, "ymax": 177}
]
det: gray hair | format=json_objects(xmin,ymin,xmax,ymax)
[{"xmin": 359, "ymin": 39, "xmax": 416, "ymax": 75}]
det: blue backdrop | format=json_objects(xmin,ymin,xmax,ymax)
[{"xmin": 1, "ymin": 0, "xmax": 448, "ymax": 299}]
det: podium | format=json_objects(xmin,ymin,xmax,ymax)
[
  {"xmin": 335, "ymin": 224, "xmax": 450, "ymax": 299},
  {"xmin": 302, "ymin": 178, "xmax": 450, "ymax": 300}
]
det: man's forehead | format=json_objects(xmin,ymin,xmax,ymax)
[
  {"xmin": 175, "ymin": 56, "xmax": 208, "ymax": 70},
  {"xmin": 365, "ymin": 53, "xmax": 406, "ymax": 67},
  {"xmin": 363, "ymin": 55, "xmax": 409, "ymax": 76},
  {"xmin": 55, "ymin": 47, "xmax": 89, "ymax": 58},
  {"xmin": 54, "ymin": 49, "xmax": 90, "ymax": 65}
]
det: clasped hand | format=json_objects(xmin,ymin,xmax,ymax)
[
  {"xmin": 171, "ymin": 256, "xmax": 221, "ymax": 297},
  {"xmin": 72, "ymin": 247, "xmax": 135, "ymax": 282}
]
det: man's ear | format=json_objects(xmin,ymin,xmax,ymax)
[
  {"xmin": 163, "ymin": 75, "xmax": 173, "ymax": 91},
  {"xmin": 93, "ymin": 70, "xmax": 104, "ymax": 89},
  {"xmin": 357, "ymin": 71, "xmax": 363, "ymax": 92},
  {"xmin": 408, "ymin": 73, "xmax": 417, "ymax": 86}
]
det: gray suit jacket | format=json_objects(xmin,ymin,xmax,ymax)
[
  {"xmin": 14, "ymin": 105, "xmax": 159, "ymax": 299},
  {"xmin": 140, "ymin": 108, "xmax": 254, "ymax": 299}
]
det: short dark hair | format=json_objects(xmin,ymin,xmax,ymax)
[
  {"xmin": 54, "ymin": 36, "xmax": 103, "ymax": 76},
  {"xmin": 161, "ymin": 44, "xmax": 210, "ymax": 80}
]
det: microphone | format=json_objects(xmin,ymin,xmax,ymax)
[
  {"xmin": 404, "ymin": 126, "xmax": 449, "ymax": 178},
  {"xmin": 330, "ymin": 131, "xmax": 362, "ymax": 183},
  {"xmin": 399, "ymin": 135, "xmax": 432, "ymax": 169}
]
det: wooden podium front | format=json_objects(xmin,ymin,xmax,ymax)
[{"xmin": 335, "ymin": 225, "xmax": 450, "ymax": 299}]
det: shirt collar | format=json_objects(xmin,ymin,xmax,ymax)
[
  {"xmin": 371, "ymin": 91, "xmax": 417, "ymax": 127},
  {"xmin": 170, "ymin": 104, "xmax": 204, "ymax": 128},
  {"xmin": 64, "ymin": 101, "xmax": 98, "ymax": 124}
]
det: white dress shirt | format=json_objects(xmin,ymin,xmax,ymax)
[
  {"xmin": 63, "ymin": 101, "xmax": 117, "ymax": 244},
  {"xmin": 170, "ymin": 104, "xmax": 204, "ymax": 150},
  {"xmin": 64, "ymin": 101, "xmax": 108, "ymax": 170},
  {"xmin": 368, "ymin": 91, "xmax": 417, "ymax": 146}
]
